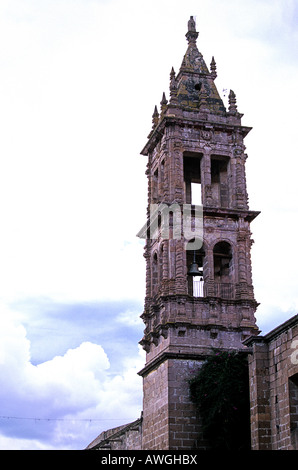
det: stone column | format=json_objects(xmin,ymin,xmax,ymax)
[
  {"xmin": 201, "ymin": 147, "xmax": 212, "ymax": 206},
  {"xmin": 175, "ymin": 239, "xmax": 188, "ymax": 294}
]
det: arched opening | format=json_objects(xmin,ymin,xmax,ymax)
[
  {"xmin": 210, "ymin": 155, "xmax": 229, "ymax": 207},
  {"xmin": 213, "ymin": 241, "xmax": 232, "ymax": 281},
  {"xmin": 187, "ymin": 242, "xmax": 205, "ymax": 297},
  {"xmin": 183, "ymin": 152, "xmax": 203, "ymax": 205},
  {"xmin": 213, "ymin": 241, "xmax": 234, "ymax": 298}
]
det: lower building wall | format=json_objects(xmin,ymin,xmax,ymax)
[{"xmin": 141, "ymin": 356, "xmax": 208, "ymax": 450}]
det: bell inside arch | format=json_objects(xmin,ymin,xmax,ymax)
[{"xmin": 188, "ymin": 261, "xmax": 203, "ymax": 277}]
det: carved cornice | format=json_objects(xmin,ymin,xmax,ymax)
[
  {"xmin": 141, "ymin": 115, "xmax": 252, "ymax": 156},
  {"xmin": 203, "ymin": 206, "xmax": 260, "ymax": 222}
]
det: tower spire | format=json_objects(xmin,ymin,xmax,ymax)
[{"xmin": 170, "ymin": 16, "xmax": 226, "ymax": 116}]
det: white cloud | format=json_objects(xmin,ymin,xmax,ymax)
[
  {"xmin": 0, "ymin": 307, "xmax": 144, "ymax": 449},
  {"xmin": 0, "ymin": 435, "xmax": 54, "ymax": 451}
]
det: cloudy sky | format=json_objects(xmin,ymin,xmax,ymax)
[{"xmin": 0, "ymin": 0, "xmax": 297, "ymax": 450}]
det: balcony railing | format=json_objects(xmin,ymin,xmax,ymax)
[
  {"xmin": 192, "ymin": 279, "xmax": 235, "ymax": 300},
  {"xmin": 213, "ymin": 282, "xmax": 235, "ymax": 299}
]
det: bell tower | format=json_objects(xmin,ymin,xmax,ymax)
[{"xmin": 138, "ymin": 17, "xmax": 260, "ymax": 450}]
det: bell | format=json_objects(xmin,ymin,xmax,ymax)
[{"xmin": 188, "ymin": 262, "xmax": 203, "ymax": 277}]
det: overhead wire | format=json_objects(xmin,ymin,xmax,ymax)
[{"xmin": 0, "ymin": 416, "xmax": 127, "ymax": 422}]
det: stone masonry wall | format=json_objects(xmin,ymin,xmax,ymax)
[
  {"xmin": 246, "ymin": 340, "xmax": 271, "ymax": 450},
  {"xmin": 141, "ymin": 356, "xmax": 209, "ymax": 450},
  {"xmin": 142, "ymin": 361, "xmax": 170, "ymax": 449},
  {"xmin": 167, "ymin": 358, "xmax": 208, "ymax": 450}
]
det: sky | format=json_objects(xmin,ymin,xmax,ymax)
[{"xmin": 0, "ymin": 0, "xmax": 297, "ymax": 450}]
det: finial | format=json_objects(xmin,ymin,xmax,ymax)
[
  {"xmin": 228, "ymin": 90, "xmax": 238, "ymax": 115},
  {"xmin": 210, "ymin": 56, "xmax": 217, "ymax": 80},
  {"xmin": 188, "ymin": 16, "xmax": 196, "ymax": 32},
  {"xmin": 152, "ymin": 105, "xmax": 159, "ymax": 127},
  {"xmin": 161, "ymin": 92, "xmax": 168, "ymax": 105},
  {"xmin": 160, "ymin": 92, "xmax": 168, "ymax": 116},
  {"xmin": 186, "ymin": 16, "xmax": 199, "ymax": 44},
  {"xmin": 169, "ymin": 67, "xmax": 178, "ymax": 104}
]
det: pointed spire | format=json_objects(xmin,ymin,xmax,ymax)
[
  {"xmin": 169, "ymin": 67, "xmax": 178, "ymax": 104},
  {"xmin": 160, "ymin": 92, "xmax": 168, "ymax": 117},
  {"xmin": 181, "ymin": 16, "xmax": 209, "ymax": 76},
  {"xmin": 210, "ymin": 56, "xmax": 217, "ymax": 80},
  {"xmin": 186, "ymin": 16, "xmax": 198, "ymax": 45},
  {"xmin": 228, "ymin": 89, "xmax": 238, "ymax": 115},
  {"xmin": 147, "ymin": 105, "xmax": 160, "ymax": 138},
  {"xmin": 161, "ymin": 92, "xmax": 168, "ymax": 106},
  {"xmin": 152, "ymin": 105, "xmax": 159, "ymax": 127}
]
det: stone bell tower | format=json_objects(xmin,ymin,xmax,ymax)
[{"xmin": 138, "ymin": 16, "xmax": 260, "ymax": 450}]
